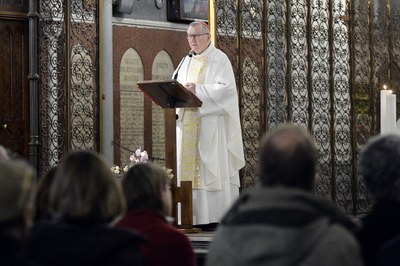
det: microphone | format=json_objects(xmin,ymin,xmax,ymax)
[
  {"xmin": 188, "ymin": 50, "xmax": 196, "ymax": 57},
  {"xmin": 173, "ymin": 51, "xmax": 195, "ymax": 80}
]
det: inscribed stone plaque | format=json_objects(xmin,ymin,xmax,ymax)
[
  {"xmin": 151, "ymin": 50, "xmax": 175, "ymax": 166},
  {"xmin": 119, "ymin": 48, "xmax": 144, "ymax": 166}
]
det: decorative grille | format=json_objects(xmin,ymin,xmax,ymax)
[
  {"xmin": 215, "ymin": 0, "xmax": 400, "ymax": 214},
  {"xmin": 38, "ymin": 0, "xmax": 99, "ymax": 174}
]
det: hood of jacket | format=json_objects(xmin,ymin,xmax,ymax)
[{"xmin": 208, "ymin": 186, "xmax": 360, "ymax": 266}]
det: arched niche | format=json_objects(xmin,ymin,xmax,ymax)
[
  {"xmin": 151, "ymin": 50, "xmax": 175, "ymax": 166},
  {"xmin": 119, "ymin": 48, "xmax": 144, "ymax": 166}
]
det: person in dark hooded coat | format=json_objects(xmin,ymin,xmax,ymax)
[{"xmin": 206, "ymin": 125, "xmax": 363, "ymax": 266}]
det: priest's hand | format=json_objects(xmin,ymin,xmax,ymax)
[{"xmin": 185, "ymin": 83, "xmax": 196, "ymax": 94}]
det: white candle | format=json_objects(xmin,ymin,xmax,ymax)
[
  {"xmin": 381, "ymin": 89, "xmax": 392, "ymax": 134},
  {"xmin": 177, "ymin": 202, "xmax": 181, "ymax": 225},
  {"xmin": 386, "ymin": 94, "xmax": 397, "ymax": 133}
]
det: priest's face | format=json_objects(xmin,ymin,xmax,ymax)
[{"xmin": 186, "ymin": 24, "xmax": 210, "ymax": 54}]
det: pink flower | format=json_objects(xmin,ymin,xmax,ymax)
[
  {"xmin": 113, "ymin": 148, "xmax": 149, "ymax": 174},
  {"xmin": 129, "ymin": 148, "xmax": 148, "ymax": 166},
  {"xmin": 140, "ymin": 150, "xmax": 149, "ymax": 162}
]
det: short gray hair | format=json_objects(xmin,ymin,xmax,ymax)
[
  {"xmin": 359, "ymin": 134, "xmax": 400, "ymax": 201},
  {"xmin": 189, "ymin": 21, "xmax": 209, "ymax": 33}
]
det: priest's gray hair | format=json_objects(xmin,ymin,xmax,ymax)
[{"xmin": 189, "ymin": 21, "xmax": 209, "ymax": 33}]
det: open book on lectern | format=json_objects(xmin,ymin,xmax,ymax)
[{"xmin": 136, "ymin": 79, "xmax": 202, "ymax": 109}]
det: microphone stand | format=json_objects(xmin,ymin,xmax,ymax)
[
  {"xmin": 173, "ymin": 51, "xmax": 195, "ymax": 80},
  {"xmin": 172, "ymin": 51, "xmax": 196, "ymax": 120}
]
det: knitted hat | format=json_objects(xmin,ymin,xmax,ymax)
[{"xmin": 0, "ymin": 160, "xmax": 36, "ymax": 223}]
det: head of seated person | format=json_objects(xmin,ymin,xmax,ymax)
[
  {"xmin": 359, "ymin": 134, "xmax": 400, "ymax": 202},
  {"xmin": 0, "ymin": 159, "xmax": 36, "ymax": 239},
  {"xmin": 258, "ymin": 124, "xmax": 318, "ymax": 191},
  {"xmin": 122, "ymin": 163, "xmax": 172, "ymax": 217},
  {"xmin": 0, "ymin": 145, "xmax": 10, "ymax": 161},
  {"xmin": 35, "ymin": 166, "xmax": 58, "ymax": 222},
  {"xmin": 49, "ymin": 150, "xmax": 126, "ymax": 225}
]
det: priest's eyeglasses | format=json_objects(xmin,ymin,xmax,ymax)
[{"xmin": 186, "ymin": 33, "xmax": 209, "ymax": 40}]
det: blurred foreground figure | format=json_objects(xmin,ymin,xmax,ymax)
[
  {"xmin": 357, "ymin": 134, "xmax": 400, "ymax": 266},
  {"xmin": 35, "ymin": 166, "xmax": 57, "ymax": 222},
  {"xmin": 0, "ymin": 145, "xmax": 10, "ymax": 161},
  {"xmin": 23, "ymin": 150, "xmax": 144, "ymax": 266},
  {"xmin": 206, "ymin": 125, "xmax": 363, "ymax": 266},
  {"xmin": 0, "ymin": 159, "xmax": 37, "ymax": 266},
  {"xmin": 115, "ymin": 163, "xmax": 196, "ymax": 266}
]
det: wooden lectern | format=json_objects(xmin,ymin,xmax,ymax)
[{"xmin": 137, "ymin": 79, "xmax": 202, "ymax": 229}]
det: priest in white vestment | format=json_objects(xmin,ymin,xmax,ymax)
[{"xmin": 173, "ymin": 21, "xmax": 245, "ymax": 225}]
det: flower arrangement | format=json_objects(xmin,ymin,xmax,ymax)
[
  {"xmin": 111, "ymin": 147, "xmax": 174, "ymax": 180},
  {"xmin": 111, "ymin": 148, "xmax": 149, "ymax": 174},
  {"xmin": 129, "ymin": 148, "xmax": 149, "ymax": 165}
]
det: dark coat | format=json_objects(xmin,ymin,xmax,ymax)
[
  {"xmin": 23, "ymin": 221, "xmax": 144, "ymax": 266},
  {"xmin": 356, "ymin": 201, "xmax": 400, "ymax": 266},
  {"xmin": 378, "ymin": 234, "xmax": 400, "ymax": 266},
  {"xmin": 0, "ymin": 234, "xmax": 39, "ymax": 266},
  {"xmin": 206, "ymin": 186, "xmax": 363, "ymax": 266}
]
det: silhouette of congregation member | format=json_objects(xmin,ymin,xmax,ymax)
[
  {"xmin": 114, "ymin": 163, "xmax": 196, "ymax": 266},
  {"xmin": 0, "ymin": 145, "xmax": 10, "ymax": 161},
  {"xmin": 357, "ymin": 134, "xmax": 400, "ymax": 266},
  {"xmin": 0, "ymin": 159, "xmax": 37, "ymax": 266},
  {"xmin": 34, "ymin": 166, "xmax": 57, "ymax": 222},
  {"xmin": 378, "ymin": 233, "xmax": 400, "ymax": 266},
  {"xmin": 206, "ymin": 125, "xmax": 363, "ymax": 266},
  {"xmin": 23, "ymin": 150, "xmax": 144, "ymax": 266}
]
